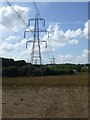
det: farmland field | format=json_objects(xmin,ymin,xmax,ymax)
[
  {"xmin": 2, "ymin": 75, "xmax": 88, "ymax": 88},
  {"xmin": 2, "ymin": 75, "xmax": 88, "ymax": 118}
]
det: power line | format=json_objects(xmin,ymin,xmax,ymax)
[
  {"xmin": 2, "ymin": 0, "xmax": 55, "ymax": 64},
  {"xmin": 0, "ymin": 21, "xmax": 19, "ymax": 35},
  {"xmin": 24, "ymin": 14, "xmax": 48, "ymax": 65},
  {"xmin": 32, "ymin": 0, "xmax": 56, "ymax": 65},
  {"xmin": 5, "ymin": 0, "xmax": 48, "ymax": 38},
  {"xmin": 32, "ymin": 0, "xmax": 49, "ymax": 38},
  {"xmin": 6, "ymin": 0, "xmax": 28, "ymax": 28},
  {"xmin": 1, "ymin": 0, "xmax": 34, "ymax": 38},
  {"xmin": 1, "ymin": 0, "xmax": 28, "ymax": 36}
]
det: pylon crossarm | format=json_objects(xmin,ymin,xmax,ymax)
[
  {"xmin": 26, "ymin": 40, "xmax": 35, "ymax": 48},
  {"xmin": 39, "ymin": 30, "xmax": 46, "ymax": 32},
  {"xmin": 24, "ymin": 13, "xmax": 48, "ymax": 65},
  {"xmin": 39, "ymin": 18, "xmax": 45, "ymax": 21},
  {"xmin": 24, "ymin": 30, "xmax": 33, "ymax": 38},
  {"xmin": 28, "ymin": 18, "xmax": 35, "ymax": 26},
  {"xmin": 40, "ymin": 40, "xmax": 46, "ymax": 42},
  {"xmin": 39, "ymin": 18, "xmax": 45, "ymax": 26},
  {"xmin": 40, "ymin": 41, "xmax": 47, "ymax": 48},
  {"xmin": 39, "ymin": 29, "xmax": 47, "ymax": 32},
  {"xmin": 45, "ymin": 30, "xmax": 49, "ymax": 38},
  {"xmin": 39, "ymin": 29, "xmax": 49, "ymax": 38}
]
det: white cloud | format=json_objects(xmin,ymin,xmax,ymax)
[
  {"xmin": 0, "ymin": 37, "xmax": 28, "ymax": 60},
  {"xmin": 1, "ymin": 36, "xmax": 26, "ymax": 53},
  {"xmin": 1, "ymin": 42, "xmax": 13, "ymax": 51},
  {"xmin": 83, "ymin": 21, "xmax": 88, "ymax": 38},
  {"xmin": 56, "ymin": 54, "xmax": 74, "ymax": 64},
  {"xmin": 65, "ymin": 28, "xmax": 83, "ymax": 39},
  {"xmin": 76, "ymin": 49, "xmax": 88, "ymax": 63},
  {"xmin": 69, "ymin": 39, "xmax": 79, "ymax": 44},
  {"xmin": 0, "ymin": 34, "xmax": 88, "ymax": 64},
  {"xmin": 64, "ymin": 20, "xmax": 90, "ymax": 40},
  {"xmin": 42, "ymin": 24, "xmax": 79, "ymax": 52},
  {"xmin": 56, "ymin": 49, "xmax": 88, "ymax": 64},
  {"xmin": 0, "ymin": 5, "xmax": 29, "ymax": 29},
  {"xmin": 83, "ymin": 20, "xmax": 90, "ymax": 39},
  {"xmin": 0, "ymin": 10, "xmax": 89, "ymax": 64},
  {"xmin": 81, "ymin": 49, "xmax": 88, "ymax": 58},
  {"xmin": 43, "ymin": 20, "xmax": 89, "ymax": 54},
  {"xmin": 6, "ymin": 35, "xmax": 16, "ymax": 41}
]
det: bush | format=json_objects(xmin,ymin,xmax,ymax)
[{"xmin": 3, "ymin": 66, "xmax": 18, "ymax": 77}]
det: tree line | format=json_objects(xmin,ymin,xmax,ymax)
[{"xmin": 1, "ymin": 57, "xmax": 89, "ymax": 77}]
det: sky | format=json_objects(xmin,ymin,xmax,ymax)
[{"xmin": 0, "ymin": 2, "xmax": 89, "ymax": 64}]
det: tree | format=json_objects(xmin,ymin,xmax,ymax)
[{"xmin": 5, "ymin": 66, "xmax": 18, "ymax": 77}]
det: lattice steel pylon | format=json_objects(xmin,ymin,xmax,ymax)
[
  {"xmin": 50, "ymin": 56, "xmax": 55, "ymax": 65},
  {"xmin": 24, "ymin": 14, "xmax": 49, "ymax": 65}
]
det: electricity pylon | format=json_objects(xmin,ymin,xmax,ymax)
[
  {"xmin": 50, "ymin": 56, "xmax": 55, "ymax": 65},
  {"xmin": 24, "ymin": 14, "xmax": 49, "ymax": 65}
]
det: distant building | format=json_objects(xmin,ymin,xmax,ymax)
[{"xmin": 73, "ymin": 70, "xmax": 78, "ymax": 74}]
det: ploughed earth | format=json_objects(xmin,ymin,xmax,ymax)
[{"xmin": 2, "ymin": 86, "xmax": 88, "ymax": 118}]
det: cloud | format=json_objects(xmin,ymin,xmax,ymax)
[
  {"xmin": 43, "ymin": 20, "xmax": 89, "ymax": 54},
  {"xmin": 83, "ymin": 21, "xmax": 88, "ymax": 39},
  {"xmin": 56, "ymin": 54, "xmax": 74, "ymax": 64},
  {"xmin": 64, "ymin": 20, "xmax": 90, "ymax": 40},
  {"xmin": 76, "ymin": 49, "xmax": 88, "ymax": 63},
  {"xmin": 0, "ymin": 10, "xmax": 89, "ymax": 64},
  {"xmin": 0, "ymin": 37, "xmax": 28, "ymax": 60},
  {"xmin": 0, "ymin": 35, "xmax": 88, "ymax": 64},
  {"xmin": 6, "ymin": 35, "xmax": 16, "ymax": 41},
  {"xmin": 1, "ymin": 36, "xmax": 26, "ymax": 53},
  {"xmin": 65, "ymin": 29, "xmax": 83, "ymax": 39},
  {"xmin": 83, "ymin": 20, "xmax": 90, "ymax": 39},
  {"xmin": 42, "ymin": 24, "xmax": 79, "ymax": 52},
  {"xmin": 69, "ymin": 39, "xmax": 79, "ymax": 44},
  {"xmin": 0, "ymin": 5, "xmax": 29, "ymax": 29},
  {"xmin": 56, "ymin": 49, "xmax": 88, "ymax": 64}
]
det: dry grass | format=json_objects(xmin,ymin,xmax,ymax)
[
  {"xmin": 2, "ymin": 75, "xmax": 88, "ymax": 88},
  {"xmin": 2, "ymin": 75, "xmax": 88, "ymax": 118}
]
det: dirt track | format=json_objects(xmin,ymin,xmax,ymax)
[{"xmin": 2, "ymin": 86, "xmax": 88, "ymax": 118}]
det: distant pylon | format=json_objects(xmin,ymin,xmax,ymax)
[
  {"xmin": 50, "ymin": 56, "xmax": 55, "ymax": 65},
  {"xmin": 24, "ymin": 14, "xmax": 49, "ymax": 65}
]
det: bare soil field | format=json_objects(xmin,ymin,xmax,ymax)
[{"xmin": 2, "ymin": 75, "xmax": 88, "ymax": 118}]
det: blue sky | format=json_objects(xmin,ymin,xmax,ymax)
[{"xmin": 0, "ymin": 2, "xmax": 89, "ymax": 64}]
